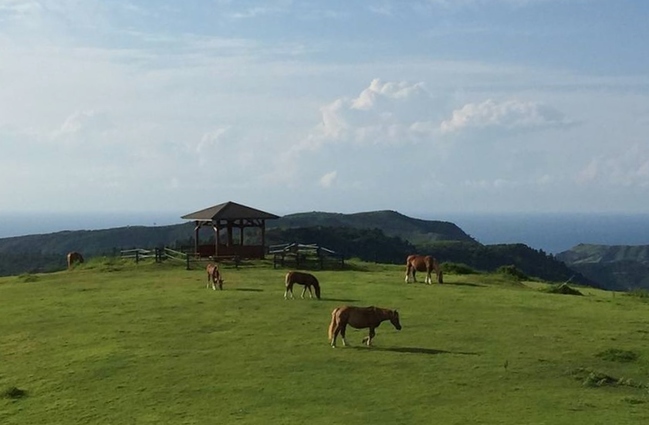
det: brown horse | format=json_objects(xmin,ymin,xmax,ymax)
[
  {"xmin": 405, "ymin": 254, "xmax": 443, "ymax": 284},
  {"xmin": 66, "ymin": 251, "xmax": 84, "ymax": 269},
  {"xmin": 206, "ymin": 263, "xmax": 224, "ymax": 290},
  {"xmin": 284, "ymin": 271, "xmax": 321, "ymax": 300},
  {"xmin": 328, "ymin": 306, "xmax": 401, "ymax": 348}
]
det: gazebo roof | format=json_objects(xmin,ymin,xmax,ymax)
[{"xmin": 181, "ymin": 201, "xmax": 280, "ymax": 221}]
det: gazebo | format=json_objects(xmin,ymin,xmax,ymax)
[{"xmin": 181, "ymin": 201, "xmax": 279, "ymax": 259}]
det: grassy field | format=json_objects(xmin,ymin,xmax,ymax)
[{"xmin": 1, "ymin": 257, "xmax": 649, "ymax": 424}]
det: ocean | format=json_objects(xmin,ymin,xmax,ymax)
[{"xmin": 1, "ymin": 211, "xmax": 648, "ymax": 254}]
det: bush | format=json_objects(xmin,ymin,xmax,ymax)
[
  {"xmin": 542, "ymin": 283, "xmax": 583, "ymax": 296},
  {"xmin": 18, "ymin": 273, "xmax": 39, "ymax": 283},
  {"xmin": 496, "ymin": 265, "xmax": 528, "ymax": 281},
  {"xmin": 441, "ymin": 262, "xmax": 478, "ymax": 275}
]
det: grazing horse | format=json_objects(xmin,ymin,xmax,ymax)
[
  {"xmin": 206, "ymin": 263, "xmax": 224, "ymax": 290},
  {"xmin": 328, "ymin": 306, "xmax": 401, "ymax": 348},
  {"xmin": 66, "ymin": 251, "xmax": 84, "ymax": 269},
  {"xmin": 405, "ymin": 254, "xmax": 443, "ymax": 284},
  {"xmin": 284, "ymin": 271, "xmax": 321, "ymax": 300}
]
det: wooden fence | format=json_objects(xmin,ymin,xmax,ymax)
[
  {"xmin": 120, "ymin": 247, "xmax": 239, "ymax": 270},
  {"xmin": 269, "ymin": 243, "xmax": 345, "ymax": 270}
]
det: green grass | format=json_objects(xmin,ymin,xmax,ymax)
[{"xmin": 1, "ymin": 257, "xmax": 649, "ymax": 424}]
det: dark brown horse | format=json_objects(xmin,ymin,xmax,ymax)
[
  {"xmin": 405, "ymin": 254, "xmax": 443, "ymax": 284},
  {"xmin": 284, "ymin": 271, "xmax": 321, "ymax": 300},
  {"xmin": 206, "ymin": 263, "xmax": 224, "ymax": 290},
  {"xmin": 328, "ymin": 306, "xmax": 401, "ymax": 348},
  {"xmin": 66, "ymin": 251, "xmax": 84, "ymax": 269}
]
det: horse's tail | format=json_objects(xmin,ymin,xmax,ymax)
[
  {"xmin": 328, "ymin": 308, "xmax": 340, "ymax": 341},
  {"xmin": 285, "ymin": 271, "xmax": 293, "ymax": 287}
]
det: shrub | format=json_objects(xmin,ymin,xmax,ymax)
[
  {"xmin": 441, "ymin": 262, "xmax": 478, "ymax": 275},
  {"xmin": 496, "ymin": 265, "xmax": 528, "ymax": 281},
  {"xmin": 18, "ymin": 273, "xmax": 39, "ymax": 283},
  {"xmin": 542, "ymin": 283, "xmax": 583, "ymax": 296}
]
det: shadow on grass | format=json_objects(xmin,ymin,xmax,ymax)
[
  {"xmin": 405, "ymin": 281, "xmax": 485, "ymax": 288},
  {"xmin": 234, "ymin": 288, "xmax": 264, "ymax": 292},
  {"xmin": 321, "ymin": 298, "xmax": 359, "ymax": 303},
  {"xmin": 446, "ymin": 281, "xmax": 486, "ymax": 288},
  {"xmin": 349, "ymin": 346, "xmax": 479, "ymax": 356}
]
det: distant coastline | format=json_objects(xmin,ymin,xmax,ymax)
[{"xmin": 1, "ymin": 211, "xmax": 648, "ymax": 254}]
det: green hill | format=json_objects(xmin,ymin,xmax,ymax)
[
  {"xmin": 556, "ymin": 244, "xmax": 649, "ymax": 291},
  {"xmin": 0, "ymin": 210, "xmax": 591, "ymax": 287},
  {"xmin": 274, "ymin": 210, "xmax": 477, "ymax": 245},
  {"xmin": 1, "ymin": 259, "xmax": 648, "ymax": 424}
]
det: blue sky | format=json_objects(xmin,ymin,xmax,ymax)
[{"xmin": 1, "ymin": 0, "xmax": 648, "ymax": 218}]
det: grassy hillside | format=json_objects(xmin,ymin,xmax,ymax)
[
  {"xmin": 2, "ymin": 259, "xmax": 648, "ymax": 424},
  {"xmin": 274, "ymin": 210, "xmax": 476, "ymax": 244},
  {"xmin": 557, "ymin": 244, "xmax": 649, "ymax": 290}
]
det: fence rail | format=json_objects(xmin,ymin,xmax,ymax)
[{"xmin": 120, "ymin": 247, "xmax": 240, "ymax": 270}]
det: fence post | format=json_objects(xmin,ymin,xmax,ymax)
[
  {"xmin": 135, "ymin": 250, "xmax": 139, "ymax": 264},
  {"xmin": 186, "ymin": 253, "xmax": 190, "ymax": 271}
]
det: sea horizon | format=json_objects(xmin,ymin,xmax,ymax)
[{"xmin": 1, "ymin": 211, "xmax": 648, "ymax": 254}]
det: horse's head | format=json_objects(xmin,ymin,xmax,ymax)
[
  {"xmin": 390, "ymin": 309, "xmax": 402, "ymax": 331},
  {"xmin": 214, "ymin": 269, "xmax": 224, "ymax": 285}
]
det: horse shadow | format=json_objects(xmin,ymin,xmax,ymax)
[
  {"xmin": 445, "ymin": 281, "xmax": 486, "ymax": 288},
  {"xmin": 321, "ymin": 298, "xmax": 359, "ymax": 303},
  {"xmin": 351, "ymin": 346, "xmax": 480, "ymax": 356}
]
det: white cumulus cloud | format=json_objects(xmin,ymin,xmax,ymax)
[{"xmin": 440, "ymin": 99, "xmax": 571, "ymax": 134}]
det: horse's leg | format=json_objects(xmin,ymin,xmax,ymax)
[
  {"xmin": 305, "ymin": 285, "xmax": 314, "ymax": 299},
  {"xmin": 405, "ymin": 265, "xmax": 411, "ymax": 283},
  {"xmin": 340, "ymin": 324, "xmax": 348, "ymax": 347},
  {"xmin": 332, "ymin": 322, "xmax": 342, "ymax": 348},
  {"xmin": 284, "ymin": 283, "xmax": 294, "ymax": 299},
  {"xmin": 426, "ymin": 270, "xmax": 432, "ymax": 284},
  {"xmin": 301, "ymin": 285, "xmax": 308, "ymax": 299},
  {"xmin": 362, "ymin": 328, "xmax": 376, "ymax": 346}
]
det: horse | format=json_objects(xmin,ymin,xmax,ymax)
[
  {"xmin": 206, "ymin": 263, "xmax": 224, "ymax": 290},
  {"xmin": 284, "ymin": 271, "xmax": 321, "ymax": 300},
  {"xmin": 405, "ymin": 254, "xmax": 443, "ymax": 284},
  {"xmin": 66, "ymin": 251, "xmax": 84, "ymax": 269},
  {"xmin": 328, "ymin": 306, "xmax": 401, "ymax": 348}
]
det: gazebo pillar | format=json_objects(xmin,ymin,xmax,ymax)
[
  {"xmin": 193, "ymin": 221, "xmax": 200, "ymax": 256},
  {"xmin": 213, "ymin": 223, "xmax": 220, "ymax": 257}
]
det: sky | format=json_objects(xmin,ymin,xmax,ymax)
[{"xmin": 1, "ymin": 0, "xmax": 648, "ymax": 219}]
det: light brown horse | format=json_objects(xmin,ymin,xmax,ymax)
[
  {"xmin": 66, "ymin": 251, "xmax": 84, "ymax": 269},
  {"xmin": 284, "ymin": 271, "xmax": 321, "ymax": 300},
  {"xmin": 405, "ymin": 254, "xmax": 443, "ymax": 284},
  {"xmin": 206, "ymin": 263, "xmax": 224, "ymax": 290},
  {"xmin": 328, "ymin": 306, "xmax": 401, "ymax": 348}
]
